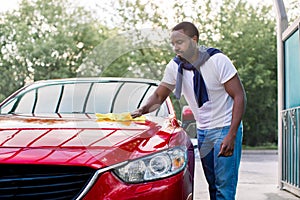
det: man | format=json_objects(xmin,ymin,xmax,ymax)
[{"xmin": 131, "ymin": 21, "xmax": 246, "ymax": 200}]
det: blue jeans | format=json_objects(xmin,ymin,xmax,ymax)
[{"xmin": 197, "ymin": 124, "xmax": 243, "ymax": 200}]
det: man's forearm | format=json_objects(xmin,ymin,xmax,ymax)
[
  {"xmin": 131, "ymin": 83, "xmax": 172, "ymax": 118},
  {"xmin": 229, "ymin": 92, "xmax": 246, "ymax": 135},
  {"xmin": 139, "ymin": 92, "xmax": 165, "ymax": 114}
]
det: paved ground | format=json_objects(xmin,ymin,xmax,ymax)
[{"xmin": 193, "ymin": 149, "xmax": 300, "ymax": 200}]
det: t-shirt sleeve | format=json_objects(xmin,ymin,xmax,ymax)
[
  {"xmin": 213, "ymin": 53, "xmax": 237, "ymax": 84},
  {"xmin": 161, "ymin": 60, "xmax": 177, "ymax": 85}
]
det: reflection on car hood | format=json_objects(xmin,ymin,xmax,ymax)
[{"xmin": 0, "ymin": 114, "xmax": 176, "ymax": 169}]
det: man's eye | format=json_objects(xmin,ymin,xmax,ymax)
[{"xmin": 170, "ymin": 40, "xmax": 183, "ymax": 47}]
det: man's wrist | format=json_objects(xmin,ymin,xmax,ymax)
[{"xmin": 139, "ymin": 106, "xmax": 146, "ymax": 115}]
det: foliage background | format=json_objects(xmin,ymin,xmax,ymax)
[{"xmin": 0, "ymin": 0, "xmax": 299, "ymax": 146}]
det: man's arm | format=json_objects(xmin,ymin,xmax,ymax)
[
  {"xmin": 131, "ymin": 83, "xmax": 174, "ymax": 118},
  {"xmin": 218, "ymin": 74, "xmax": 246, "ymax": 157}
]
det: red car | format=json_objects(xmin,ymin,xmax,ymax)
[{"xmin": 0, "ymin": 78, "xmax": 195, "ymax": 200}]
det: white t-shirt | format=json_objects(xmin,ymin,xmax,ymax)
[{"xmin": 162, "ymin": 53, "xmax": 237, "ymax": 129}]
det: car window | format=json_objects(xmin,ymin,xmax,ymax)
[
  {"xmin": 0, "ymin": 81, "xmax": 170, "ymax": 117},
  {"xmin": 58, "ymin": 83, "xmax": 91, "ymax": 113},
  {"xmin": 112, "ymin": 82, "xmax": 150, "ymax": 113},
  {"xmin": 86, "ymin": 82, "xmax": 169, "ymax": 117},
  {"xmin": 0, "ymin": 98, "xmax": 17, "ymax": 114},
  {"xmin": 14, "ymin": 90, "xmax": 36, "ymax": 113},
  {"xmin": 35, "ymin": 85, "xmax": 62, "ymax": 113},
  {"xmin": 86, "ymin": 82, "xmax": 120, "ymax": 114}
]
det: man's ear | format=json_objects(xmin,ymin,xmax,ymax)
[{"xmin": 192, "ymin": 35, "xmax": 198, "ymax": 44}]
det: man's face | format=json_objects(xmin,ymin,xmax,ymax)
[{"xmin": 170, "ymin": 29, "xmax": 197, "ymax": 62}]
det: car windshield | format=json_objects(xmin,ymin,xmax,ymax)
[{"xmin": 0, "ymin": 80, "xmax": 170, "ymax": 117}]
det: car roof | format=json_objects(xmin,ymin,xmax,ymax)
[
  {"xmin": 22, "ymin": 77, "xmax": 161, "ymax": 92},
  {"xmin": 27, "ymin": 77, "xmax": 160, "ymax": 87}
]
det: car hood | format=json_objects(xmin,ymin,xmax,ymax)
[{"xmin": 0, "ymin": 114, "xmax": 179, "ymax": 169}]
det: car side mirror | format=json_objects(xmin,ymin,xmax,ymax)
[{"xmin": 181, "ymin": 106, "xmax": 196, "ymax": 139}]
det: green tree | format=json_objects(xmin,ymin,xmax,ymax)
[
  {"xmin": 287, "ymin": 0, "xmax": 300, "ymax": 23},
  {"xmin": 0, "ymin": 0, "xmax": 109, "ymax": 101}
]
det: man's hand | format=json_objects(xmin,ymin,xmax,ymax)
[
  {"xmin": 130, "ymin": 108, "xmax": 143, "ymax": 118},
  {"xmin": 218, "ymin": 133, "xmax": 236, "ymax": 157}
]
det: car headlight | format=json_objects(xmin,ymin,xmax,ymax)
[{"xmin": 113, "ymin": 146, "xmax": 187, "ymax": 183}]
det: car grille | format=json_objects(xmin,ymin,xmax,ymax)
[{"xmin": 0, "ymin": 164, "xmax": 96, "ymax": 200}]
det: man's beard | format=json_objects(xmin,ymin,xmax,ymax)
[{"xmin": 181, "ymin": 41, "xmax": 197, "ymax": 63}]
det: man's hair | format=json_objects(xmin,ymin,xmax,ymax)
[{"xmin": 172, "ymin": 21, "xmax": 199, "ymax": 42}]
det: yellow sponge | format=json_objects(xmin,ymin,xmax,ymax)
[{"xmin": 95, "ymin": 112, "xmax": 146, "ymax": 122}]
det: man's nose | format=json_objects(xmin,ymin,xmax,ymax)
[{"xmin": 173, "ymin": 44, "xmax": 179, "ymax": 52}]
